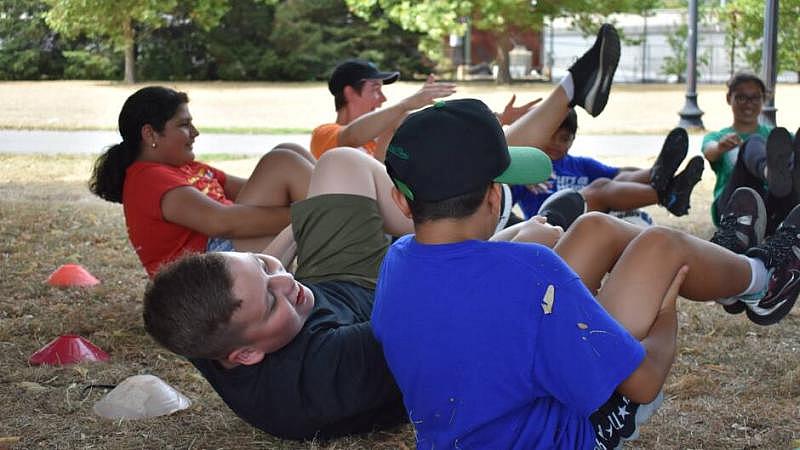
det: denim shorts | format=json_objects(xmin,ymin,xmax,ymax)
[{"xmin": 206, "ymin": 236, "xmax": 235, "ymax": 252}]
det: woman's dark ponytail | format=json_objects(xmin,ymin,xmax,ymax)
[{"xmin": 89, "ymin": 141, "xmax": 139, "ymax": 203}]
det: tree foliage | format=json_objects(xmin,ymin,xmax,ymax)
[
  {"xmin": 345, "ymin": 0, "xmax": 660, "ymax": 84},
  {"xmin": 716, "ymin": 0, "xmax": 800, "ymax": 76},
  {"xmin": 43, "ymin": 0, "xmax": 230, "ymax": 82},
  {"xmin": 0, "ymin": 0, "xmax": 66, "ymax": 79}
]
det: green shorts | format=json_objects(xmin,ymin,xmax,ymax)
[{"xmin": 291, "ymin": 194, "xmax": 390, "ymax": 289}]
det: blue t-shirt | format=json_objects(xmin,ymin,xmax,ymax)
[
  {"xmin": 372, "ymin": 236, "xmax": 645, "ymax": 449},
  {"xmin": 512, "ymin": 154, "xmax": 619, "ymax": 218}
]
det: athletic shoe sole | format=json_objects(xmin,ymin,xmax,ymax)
[
  {"xmin": 651, "ymin": 128, "xmax": 689, "ymax": 194},
  {"xmin": 746, "ymin": 288, "xmax": 798, "ymax": 325},
  {"xmin": 766, "ymin": 127, "xmax": 793, "ymax": 198},
  {"xmin": 583, "ymin": 25, "xmax": 620, "ymax": 117}
]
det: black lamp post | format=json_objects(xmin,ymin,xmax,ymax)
[{"xmin": 678, "ymin": 0, "xmax": 704, "ymax": 130}]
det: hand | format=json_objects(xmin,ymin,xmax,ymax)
[
  {"xmin": 525, "ymin": 182, "xmax": 550, "ymax": 194},
  {"xmin": 401, "ymin": 74, "xmax": 457, "ymax": 111},
  {"xmin": 718, "ymin": 133, "xmax": 742, "ymax": 153},
  {"xmin": 513, "ymin": 216, "xmax": 563, "ymax": 248},
  {"xmin": 659, "ymin": 265, "xmax": 688, "ymax": 314},
  {"xmin": 498, "ymin": 94, "xmax": 542, "ymax": 126}
]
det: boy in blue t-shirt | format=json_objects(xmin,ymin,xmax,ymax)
[
  {"xmin": 511, "ymin": 108, "xmax": 705, "ymax": 225},
  {"xmin": 374, "ymin": 95, "xmax": 800, "ymax": 448}
]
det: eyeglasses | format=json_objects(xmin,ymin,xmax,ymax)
[{"xmin": 733, "ymin": 94, "xmax": 763, "ymax": 105}]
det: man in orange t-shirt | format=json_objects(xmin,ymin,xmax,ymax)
[{"xmin": 310, "ymin": 59, "xmax": 456, "ymax": 162}]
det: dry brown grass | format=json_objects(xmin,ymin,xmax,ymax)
[
  {"xmin": 3, "ymin": 80, "xmax": 800, "ymax": 135},
  {"xmin": 1, "ymin": 152, "xmax": 799, "ymax": 450}
]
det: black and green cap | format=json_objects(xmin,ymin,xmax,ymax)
[{"xmin": 386, "ymin": 98, "xmax": 552, "ymax": 202}]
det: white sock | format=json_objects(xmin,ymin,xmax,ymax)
[
  {"xmin": 559, "ymin": 73, "xmax": 574, "ymax": 102},
  {"xmin": 739, "ymin": 256, "xmax": 769, "ymax": 298}
]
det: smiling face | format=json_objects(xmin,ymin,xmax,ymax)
[
  {"xmin": 224, "ymin": 252, "xmax": 315, "ymax": 364},
  {"xmin": 149, "ymin": 103, "xmax": 200, "ymax": 166},
  {"xmin": 727, "ymin": 80, "xmax": 764, "ymax": 127}
]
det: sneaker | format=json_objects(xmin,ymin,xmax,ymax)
[
  {"xmin": 741, "ymin": 203, "xmax": 800, "ymax": 325},
  {"xmin": 765, "ymin": 127, "xmax": 793, "ymax": 198},
  {"xmin": 710, "ymin": 187, "xmax": 767, "ymax": 315},
  {"xmin": 568, "ymin": 24, "xmax": 620, "ymax": 117},
  {"xmin": 659, "ymin": 156, "xmax": 704, "ymax": 216},
  {"xmin": 590, "ymin": 390, "xmax": 663, "ymax": 450},
  {"xmin": 650, "ymin": 128, "xmax": 689, "ymax": 196},
  {"xmin": 710, "ymin": 187, "xmax": 766, "ymax": 254},
  {"xmin": 538, "ymin": 189, "xmax": 586, "ymax": 230}
]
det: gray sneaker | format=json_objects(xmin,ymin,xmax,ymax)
[{"xmin": 711, "ymin": 187, "xmax": 766, "ymax": 315}]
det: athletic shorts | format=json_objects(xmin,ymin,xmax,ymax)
[{"xmin": 291, "ymin": 194, "xmax": 390, "ymax": 289}]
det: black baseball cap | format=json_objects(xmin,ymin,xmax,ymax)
[
  {"xmin": 386, "ymin": 99, "xmax": 552, "ymax": 202},
  {"xmin": 328, "ymin": 59, "xmax": 400, "ymax": 96}
]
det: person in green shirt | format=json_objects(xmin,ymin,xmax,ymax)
[{"xmin": 702, "ymin": 71, "xmax": 798, "ymax": 235}]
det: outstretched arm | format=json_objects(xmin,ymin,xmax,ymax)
[{"xmin": 337, "ymin": 75, "xmax": 456, "ymax": 157}]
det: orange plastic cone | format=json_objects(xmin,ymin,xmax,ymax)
[
  {"xmin": 46, "ymin": 264, "xmax": 100, "ymax": 287},
  {"xmin": 29, "ymin": 335, "xmax": 110, "ymax": 366}
]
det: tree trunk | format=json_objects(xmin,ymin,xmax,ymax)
[
  {"xmin": 495, "ymin": 39, "xmax": 512, "ymax": 85},
  {"xmin": 123, "ymin": 17, "xmax": 136, "ymax": 83}
]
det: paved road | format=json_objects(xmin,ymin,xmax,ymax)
[{"xmin": 0, "ymin": 130, "xmax": 705, "ymax": 158}]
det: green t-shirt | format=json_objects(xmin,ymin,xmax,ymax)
[{"xmin": 701, "ymin": 124, "xmax": 772, "ymax": 223}]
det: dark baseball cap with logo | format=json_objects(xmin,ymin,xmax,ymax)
[
  {"xmin": 386, "ymin": 98, "xmax": 552, "ymax": 202},
  {"xmin": 328, "ymin": 59, "xmax": 400, "ymax": 96}
]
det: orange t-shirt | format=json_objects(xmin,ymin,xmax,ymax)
[{"xmin": 310, "ymin": 123, "xmax": 377, "ymax": 159}]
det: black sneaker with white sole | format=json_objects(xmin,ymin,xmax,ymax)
[
  {"xmin": 650, "ymin": 128, "xmax": 689, "ymax": 196},
  {"xmin": 741, "ymin": 203, "xmax": 800, "ymax": 325},
  {"xmin": 660, "ymin": 156, "xmax": 704, "ymax": 216},
  {"xmin": 537, "ymin": 189, "xmax": 586, "ymax": 230},
  {"xmin": 711, "ymin": 187, "xmax": 766, "ymax": 315},
  {"xmin": 765, "ymin": 127, "xmax": 793, "ymax": 198},
  {"xmin": 568, "ymin": 24, "xmax": 620, "ymax": 117},
  {"xmin": 590, "ymin": 390, "xmax": 663, "ymax": 450}
]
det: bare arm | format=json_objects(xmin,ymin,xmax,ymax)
[
  {"xmin": 703, "ymin": 132, "xmax": 741, "ymax": 163},
  {"xmin": 490, "ymin": 216, "xmax": 563, "ymax": 248},
  {"xmin": 616, "ymin": 265, "xmax": 685, "ymax": 404},
  {"xmin": 161, "ymin": 186, "xmax": 290, "ymax": 239},
  {"xmin": 337, "ymin": 75, "xmax": 456, "ymax": 149}
]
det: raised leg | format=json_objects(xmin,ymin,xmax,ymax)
[
  {"xmin": 232, "ymin": 146, "xmax": 314, "ymax": 251},
  {"xmin": 308, "ymin": 147, "xmax": 413, "ymax": 236}
]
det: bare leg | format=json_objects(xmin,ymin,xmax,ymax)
[
  {"xmin": 581, "ymin": 178, "xmax": 658, "ymax": 212},
  {"xmin": 308, "ymin": 147, "xmax": 413, "ymax": 236},
  {"xmin": 505, "ymin": 87, "xmax": 569, "ymax": 148},
  {"xmin": 232, "ymin": 147, "xmax": 313, "ymax": 251},
  {"xmin": 555, "ymin": 213, "xmax": 751, "ymax": 339},
  {"xmin": 273, "ymin": 142, "xmax": 316, "ymax": 165},
  {"xmin": 613, "ymin": 168, "xmax": 651, "ymax": 184}
]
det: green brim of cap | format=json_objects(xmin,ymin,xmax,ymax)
[{"xmin": 494, "ymin": 146, "xmax": 552, "ymax": 185}]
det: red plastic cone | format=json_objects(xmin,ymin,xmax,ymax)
[
  {"xmin": 46, "ymin": 264, "xmax": 100, "ymax": 287},
  {"xmin": 29, "ymin": 335, "xmax": 110, "ymax": 366}
]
